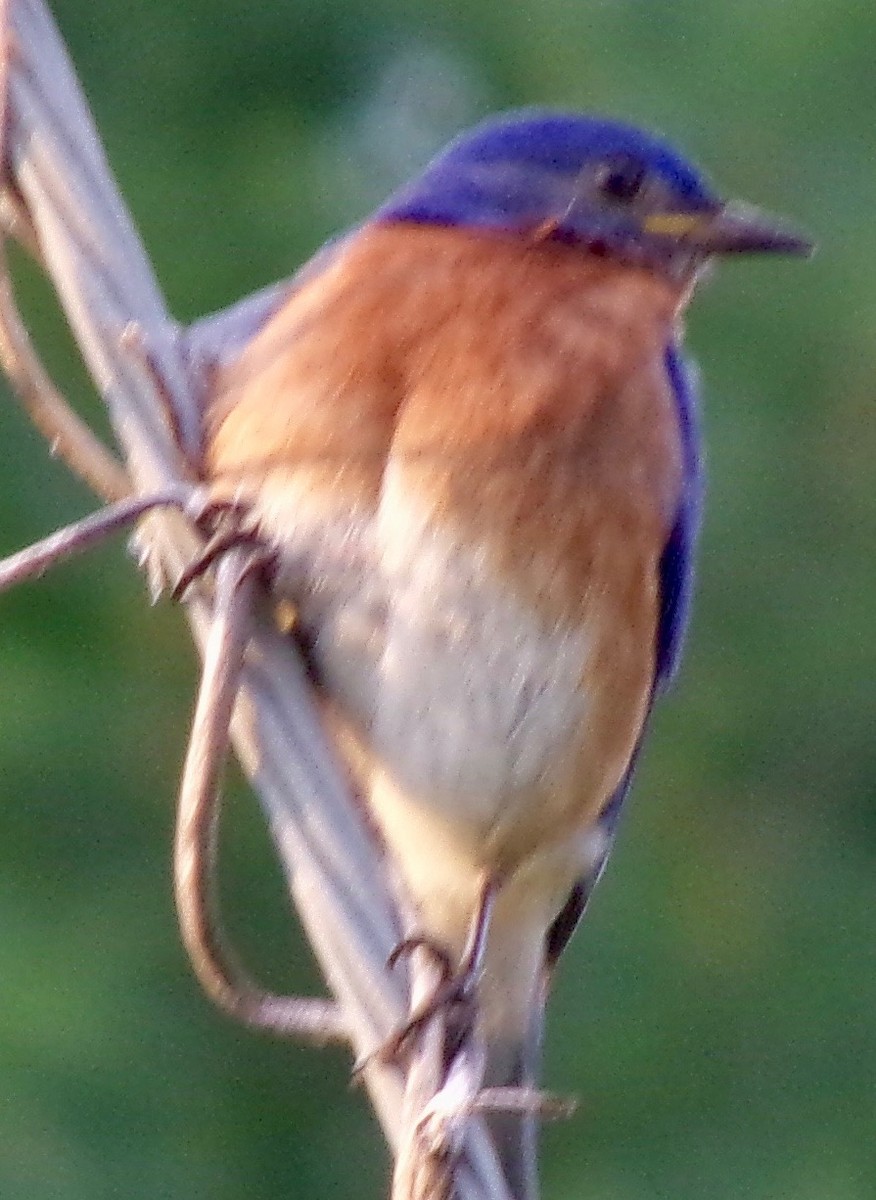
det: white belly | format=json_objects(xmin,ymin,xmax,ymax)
[{"xmin": 253, "ymin": 468, "xmax": 593, "ymax": 835}]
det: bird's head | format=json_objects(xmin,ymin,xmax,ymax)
[{"xmin": 377, "ymin": 111, "xmax": 814, "ymax": 279}]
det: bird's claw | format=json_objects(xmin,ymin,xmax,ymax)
[
  {"xmin": 387, "ymin": 935, "xmax": 455, "ymax": 979},
  {"xmin": 181, "ymin": 490, "xmax": 252, "ymax": 535},
  {"xmin": 377, "ymin": 935, "xmax": 478, "ymax": 1065},
  {"xmin": 172, "ymin": 513, "xmax": 276, "ymax": 602}
]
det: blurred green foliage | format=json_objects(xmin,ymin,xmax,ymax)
[{"xmin": 0, "ymin": 1, "xmax": 873, "ymax": 1197}]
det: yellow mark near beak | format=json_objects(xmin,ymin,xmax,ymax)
[{"xmin": 642, "ymin": 212, "xmax": 708, "ymax": 238}]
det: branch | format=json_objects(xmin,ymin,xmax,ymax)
[
  {"xmin": 0, "ymin": 221, "xmax": 130, "ymax": 499},
  {"xmin": 175, "ymin": 545, "xmax": 347, "ymax": 1045},
  {"xmin": 0, "ymin": 488, "xmax": 185, "ymax": 590}
]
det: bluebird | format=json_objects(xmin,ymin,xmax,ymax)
[{"xmin": 202, "ymin": 111, "xmax": 811, "ymax": 1195}]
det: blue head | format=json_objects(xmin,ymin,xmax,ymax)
[{"xmin": 378, "ymin": 110, "xmax": 813, "ymax": 277}]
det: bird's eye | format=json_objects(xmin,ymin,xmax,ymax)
[{"xmin": 595, "ymin": 155, "xmax": 648, "ymax": 203}]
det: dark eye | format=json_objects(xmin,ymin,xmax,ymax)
[{"xmin": 596, "ymin": 155, "xmax": 648, "ymax": 203}]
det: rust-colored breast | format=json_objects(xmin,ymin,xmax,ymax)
[
  {"xmin": 208, "ymin": 221, "xmax": 685, "ymax": 618},
  {"xmin": 209, "ymin": 224, "xmax": 683, "ymax": 540}
]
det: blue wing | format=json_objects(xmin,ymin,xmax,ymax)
[
  {"xmin": 654, "ymin": 343, "xmax": 704, "ymax": 690},
  {"xmin": 546, "ymin": 342, "xmax": 704, "ymax": 965}
]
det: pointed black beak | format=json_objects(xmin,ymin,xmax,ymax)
[
  {"xmin": 693, "ymin": 201, "xmax": 815, "ymax": 256},
  {"xmin": 642, "ymin": 201, "xmax": 815, "ymax": 257}
]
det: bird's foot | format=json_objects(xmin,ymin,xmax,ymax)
[
  {"xmin": 372, "ymin": 877, "xmax": 499, "ymax": 1068},
  {"xmin": 377, "ymin": 935, "xmax": 478, "ymax": 1065},
  {"xmin": 172, "ymin": 497, "xmax": 276, "ymax": 601}
]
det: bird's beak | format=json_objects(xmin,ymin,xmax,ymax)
[{"xmin": 642, "ymin": 202, "xmax": 815, "ymax": 257}]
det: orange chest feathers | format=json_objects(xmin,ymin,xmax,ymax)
[{"xmin": 207, "ymin": 222, "xmax": 686, "ymax": 631}]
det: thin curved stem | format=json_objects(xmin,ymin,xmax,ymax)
[
  {"xmin": 175, "ymin": 548, "xmax": 348, "ymax": 1045},
  {"xmin": 0, "ymin": 487, "xmax": 194, "ymax": 592},
  {"xmin": 0, "ymin": 237, "xmax": 130, "ymax": 502}
]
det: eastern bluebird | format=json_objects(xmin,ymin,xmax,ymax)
[{"xmin": 202, "ymin": 111, "xmax": 811, "ymax": 1194}]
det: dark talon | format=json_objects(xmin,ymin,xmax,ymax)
[
  {"xmin": 182, "ymin": 493, "xmax": 252, "ymax": 536},
  {"xmin": 170, "ymin": 492, "xmax": 270, "ymax": 601},
  {"xmin": 388, "ymin": 935, "xmax": 454, "ymax": 979},
  {"xmin": 379, "ymin": 945, "xmax": 477, "ymax": 1065},
  {"xmin": 348, "ymin": 938, "xmax": 462, "ymax": 1078},
  {"xmin": 379, "ymin": 877, "xmax": 499, "ymax": 1065},
  {"xmin": 172, "ymin": 528, "xmax": 275, "ymax": 601}
]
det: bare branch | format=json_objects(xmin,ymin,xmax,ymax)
[
  {"xmin": 392, "ymin": 948, "xmax": 459, "ymax": 1200},
  {"xmin": 0, "ymin": 487, "xmax": 195, "ymax": 591},
  {"xmin": 0, "ymin": 237, "xmax": 130, "ymax": 500},
  {"xmin": 2, "ymin": 0, "xmax": 201, "ymax": 476},
  {"xmin": 176, "ymin": 546, "xmax": 347, "ymax": 1045}
]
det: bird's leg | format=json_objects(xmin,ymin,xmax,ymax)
[{"xmin": 380, "ymin": 874, "xmax": 499, "ymax": 1064}]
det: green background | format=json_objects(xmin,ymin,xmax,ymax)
[{"xmin": 0, "ymin": 1, "xmax": 873, "ymax": 1197}]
